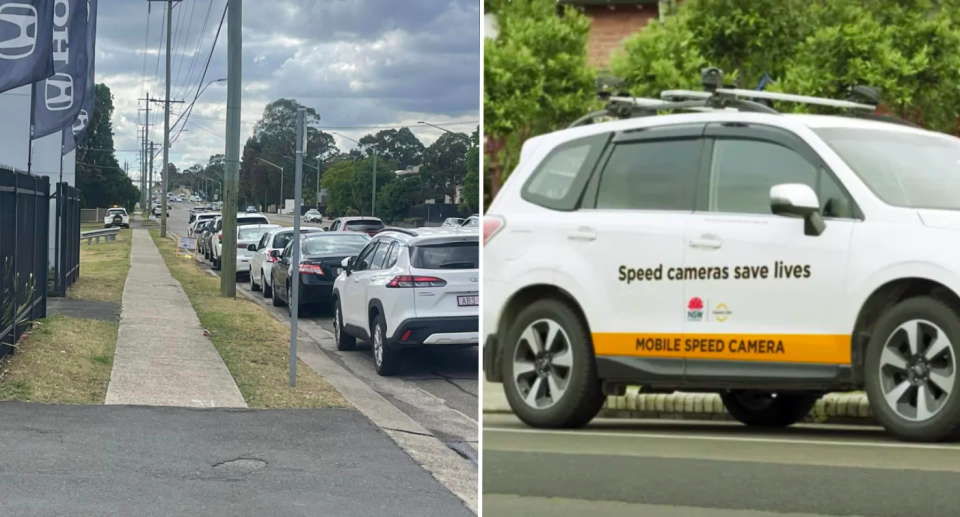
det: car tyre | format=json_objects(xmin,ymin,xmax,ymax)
[
  {"xmin": 286, "ymin": 283, "xmax": 295, "ymax": 318},
  {"xmin": 262, "ymin": 272, "xmax": 272, "ymax": 298},
  {"xmin": 502, "ymin": 298, "xmax": 604, "ymax": 428},
  {"xmin": 864, "ymin": 296, "xmax": 960, "ymax": 442},
  {"xmin": 719, "ymin": 391, "xmax": 819, "ymax": 428},
  {"xmin": 334, "ymin": 298, "xmax": 356, "ymax": 351},
  {"xmin": 372, "ymin": 313, "xmax": 401, "ymax": 376},
  {"xmin": 250, "ymin": 269, "xmax": 261, "ymax": 291},
  {"xmin": 213, "ymin": 256, "xmax": 221, "ymax": 271},
  {"xmin": 271, "ymin": 274, "xmax": 286, "ymax": 307}
]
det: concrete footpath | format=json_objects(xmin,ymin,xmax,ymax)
[{"xmin": 105, "ymin": 230, "xmax": 246, "ymax": 408}]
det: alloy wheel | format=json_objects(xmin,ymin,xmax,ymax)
[
  {"xmin": 374, "ymin": 323, "xmax": 384, "ymax": 366},
  {"xmin": 879, "ymin": 319, "xmax": 957, "ymax": 422},
  {"xmin": 512, "ymin": 318, "xmax": 573, "ymax": 410}
]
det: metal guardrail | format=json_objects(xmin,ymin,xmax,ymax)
[{"xmin": 81, "ymin": 228, "xmax": 120, "ymax": 245}]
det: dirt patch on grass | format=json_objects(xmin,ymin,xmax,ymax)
[
  {"xmin": 67, "ymin": 229, "xmax": 133, "ymax": 304},
  {"xmin": 150, "ymin": 230, "xmax": 350, "ymax": 409},
  {"xmin": 0, "ymin": 315, "xmax": 118, "ymax": 403}
]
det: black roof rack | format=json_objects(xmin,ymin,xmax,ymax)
[{"xmin": 571, "ymin": 67, "xmax": 892, "ymax": 128}]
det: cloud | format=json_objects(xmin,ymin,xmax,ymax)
[{"xmin": 96, "ymin": 0, "xmax": 480, "ymax": 175}]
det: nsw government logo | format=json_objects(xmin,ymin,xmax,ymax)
[{"xmin": 687, "ymin": 297, "xmax": 704, "ymax": 322}]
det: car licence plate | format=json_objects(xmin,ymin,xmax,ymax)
[{"xmin": 457, "ymin": 296, "xmax": 478, "ymax": 307}]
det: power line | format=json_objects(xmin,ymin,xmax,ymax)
[
  {"xmin": 150, "ymin": 5, "xmax": 166, "ymax": 120},
  {"xmin": 185, "ymin": 118, "xmax": 225, "ymax": 139},
  {"xmin": 175, "ymin": 0, "xmax": 214, "ymax": 101}
]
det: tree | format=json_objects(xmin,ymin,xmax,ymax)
[
  {"xmin": 76, "ymin": 84, "xmax": 140, "ymax": 212},
  {"xmin": 422, "ymin": 132, "xmax": 469, "ymax": 203},
  {"xmin": 484, "ymin": 0, "xmax": 595, "ymax": 201},
  {"xmin": 378, "ymin": 175, "xmax": 422, "ymax": 224},
  {"xmin": 358, "ymin": 127, "xmax": 425, "ymax": 169},
  {"xmin": 460, "ymin": 126, "xmax": 480, "ymax": 214},
  {"xmin": 319, "ymin": 157, "xmax": 397, "ymax": 218}
]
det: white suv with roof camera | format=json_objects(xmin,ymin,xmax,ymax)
[
  {"xmin": 333, "ymin": 227, "xmax": 480, "ymax": 376},
  {"xmin": 484, "ymin": 69, "xmax": 960, "ymax": 442}
]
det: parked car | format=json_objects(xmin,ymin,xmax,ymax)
[
  {"xmin": 249, "ymin": 227, "xmax": 326, "ymax": 297},
  {"xmin": 325, "ymin": 217, "xmax": 385, "ymax": 237},
  {"xmin": 246, "ymin": 206, "xmax": 258, "ymax": 213},
  {"xmin": 204, "ymin": 204, "xmax": 214, "ymax": 211},
  {"xmin": 304, "ymin": 209, "xmax": 323, "ymax": 223},
  {"xmin": 210, "ymin": 213, "xmax": 273, "ymax": 269},
  {"xmin": 201, "ymin": 217, "xmax": 221, "ymax": 261},
  {"xmin": 195, "ymin": 221, "xmax": 213, "ymax": 257},
  {"xmin": 104, "ymin": 208, "xmax": 129, "ymax": 228},
  {"xmin": 189, "ymin": 212, "xmax": 220, "ymax": 236},
  {"xmin": 152, "ymin": 203, "xmax": 168, "ymax": 217},
  {"xmin": 441, "ymin": 217, "xmax": 465, "ymax": 227},
  {"xmin": 332, "ymin": 227, "xmax": 479, "ymax": 375},
  {"xmin": 460, "ymin": 215, "xmax": 479, "ymax": 228},
  {"xmin": 272, "ymin": 232, "xmax": 371, "ymax": 315},
  {"xmin": 230, "ymin": 224, "xmax": 281, "ymax": 275}
]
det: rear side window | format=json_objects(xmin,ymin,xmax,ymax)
[
  {"xmin": 596, "ymin": 139, "xmax": 701, "ymax": 211},
  {"xmin": 273, "ymin": 233, "xmax": 293, "ymax": 250},
  {"xmin": 521, "ymin": 133, "xmax": 609, "ymax": 211},
  {"xmin": 370, "ymin": 240, "xmax": 391, "ymax": 269},
  {"xmin": 410, "ymin": 241, "xmax": 478, "ymax": 269},
  {"xmin": 345, "ymin": 219, "xmax": 384, "ymax": 231}
]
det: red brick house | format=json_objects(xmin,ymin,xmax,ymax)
[{"xmin": 558, "ymin": 0, "xmax": 671, "ymax": 70}]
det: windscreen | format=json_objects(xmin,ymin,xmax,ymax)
[
  {"xmin": 345, "ymin": 219, "xmax": 384, "ymax": 231},
  {"xmin": 410, "ymin": 241, "xmax": 478, "ymax": 269},
  {"xmin": 302, "ymin": 235, "xmax": 370, "ymax": 255},
  {"xmin": 815, "ymin": 127, "xmax": 960, "ymax": 210},
  {"xmin": 107, "ymin": 209, "xmax": 125, "ymax": 215}
]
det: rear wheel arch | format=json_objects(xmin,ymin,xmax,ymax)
[
  {"xmin": 851, "ymin": 277, "xmax": 960, "ymax": 383},
  {"xmin": 368, "ymin": 299, "xmax": 385, "ymax": 328}
]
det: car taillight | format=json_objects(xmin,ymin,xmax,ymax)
[
  {"xmin": 237, "ymin": 244, "xmax": 247, "ymax": 249},
  {"xmin": 218, "ymin": 233, "xmax": 222, "ymax": 242},
  {"xmin": 299, "ymin": 264, "xmax": 324, "ymax": 276},
  {"xmin": 386, "ymin": 275, "xmax": 446, "ymax": 288},
  {"xmin": 483, "ymin": 216, "xmax": 504, "ymax": 244}
]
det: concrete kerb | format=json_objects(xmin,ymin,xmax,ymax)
[
  {"xmin": 194, "ymin": 262, "xmax": 479, "ymax": 515},
  {"xmin": 483, "ymin": 380, "xmax": 876, "ymax": 426}
]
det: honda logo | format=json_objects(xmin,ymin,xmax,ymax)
[
  {"xmin": 72, "ymin": 109, "xmax": 88, "ymax": 133},
  {"xmin": 44, "ymin": 72, "xmax": 73, "ymax": 111},
  {"xmin": 0, "ymin": 3, "xmax": 37, "ymax": 60}
]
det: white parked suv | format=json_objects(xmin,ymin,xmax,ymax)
[
  {"xmin": 249, "ymin": 226, "xmax": 325, "ymax": 297},
  {"xmin": 210, "ymin": 212, "xmax": 272, "ymax": 270},
  {"xmin": 484, "ymin": 83, "xmax": 960, "ymax": 442},
  {"xmin": 104, "ymin": 208, "xmax": 129, "ymax": 228},
  {"xmin": 333, "ymin": 227, "xmax": 480, "ymax": 376}
]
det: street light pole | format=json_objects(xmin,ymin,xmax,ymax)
[
  {"xmin": 257, "ymin": 158, "xmax": 284, "ymax": 213},
  {"xmin": 289, "ymin": 108, "xmax": 306, "ymax": 387}
]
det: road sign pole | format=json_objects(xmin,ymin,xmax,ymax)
[
  {"xmin": 221, "ymin": 0, "xmax": 242, "ymax": 297},
  {"xmin": 290, "ymin": 107, "xmax": 306, "ymax": 387},
  {"xmin": 372, "ymin": 150, "xmax": 377, "ymax": 217},
  {"xmin": 316, "ymin": 156, "xmax": 321, "ymax": 209}
]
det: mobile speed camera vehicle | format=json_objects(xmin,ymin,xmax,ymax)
[
  {"xmin": 104, "ymin": 208, "xmax": 129, "ymax": 228},
  {"xmin": 483, "ymin": 68, "xmax": 960, "ymax": 442}
]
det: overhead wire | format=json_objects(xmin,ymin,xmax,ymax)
[{"xmin": 175, "ymin": 0, "xmax": 213, "ymax": 101}]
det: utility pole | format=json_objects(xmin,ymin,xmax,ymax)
[
  {"xmin": 316, "ymin": 156, "xmax": 321, "ymax": 210},
  {"xmin": 289, "ymin": 107, "xmax": 306, "ymax": 386},
  {"xmin": 221, "ymin": 0, "xmax": 242, "ymax": 297},
  {"xmin": 138, "ymin": 94, "xmax": 151, "ymax": 213},
  {"xmin": 148, "ymin": 142, "xmax": 157, "ymax": 210},
  {"xmin": 372, "ymin": 150, "xmax": 377, "ymax": 217}
]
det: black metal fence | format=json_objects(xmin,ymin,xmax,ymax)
[
  {"xmin": 406, "ymin": 203, "xmax": 467, "ymax": 224},
  {"xmin": 0, "ymin": 168, "xmax": 50, "ymax": 359},
  {"xmin": 53, "ymin": 182, "xmax": 80, "ymax": 298}
]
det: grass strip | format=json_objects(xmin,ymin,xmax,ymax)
[
  {"xmin": 149, "ymin": 230, "xmax": 350, "ymax": 409},
  {"xmin": 67, "ymin": 229, "xmax": 133, "ymax": 304}
]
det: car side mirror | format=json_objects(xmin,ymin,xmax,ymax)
[
  {"xmin": 770, "ymin": 183, "xmax": 825, "ymax": 236},
  {"xmin": 247, "ymin": 244, "xmax": 257, "ymax": 251},
  {"xmin": 323, "ymin": 226, "xmax": 330, "ymax": 231},
  {"xmin": 341, "ymin": 257, "xmax": 352, "ymax": 275},
  {"xmin": 270, "ymin": 250, "xmax": 280, "ymax": 258}
]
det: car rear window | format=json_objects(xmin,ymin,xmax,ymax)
[
  {"xmin": 521, "ymin": 132, "xmax": 610, "ymax": 211},
  {"xmin": 302, "ymin": 234, "xmax": 370, "ymax": 255},
  {"xmin": 345, "ymin": 219, "xmax": 384, "ymax": 231},
  {"xmin": 107, "ymin": 209, "xmax": 125, "ymax": 215},
  {"xmin": 238, "ymin": 228, "xmax": 270, "ymax": 240},
  {"xmin": 237, "ymin": 216, "xmax": 269, "ymax": 225},
  {"xmin": 410, "ymin": 241, "xmax": 478, "ymax": 269}
]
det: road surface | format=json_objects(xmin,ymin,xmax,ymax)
[
  {"xmin": 162, "ymin": 203, "xmax": 478, "ymax": 461},
  {"xmin": 484, "ymin": 413, "xmax": 960, "ymax": 517}
]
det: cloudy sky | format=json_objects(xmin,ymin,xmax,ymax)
[{"xmin": 96, "ymin": 0, "xmax": 480, "ymax": 178}]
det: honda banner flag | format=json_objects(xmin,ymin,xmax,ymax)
[
  {"xmin": 0, "ymin": 0, "xmax": 56, "ymax": 94},
  {"xmin": 32, "ymin": 0, "xmax": 89, "ymax": 140},
  {"xmin": 63, "ymin": 0, "xmax": 95, "ymax": 155}
]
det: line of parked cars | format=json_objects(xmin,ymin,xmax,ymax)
[{"xmin": 191, "ymin": 211, "xmax": 480, "ymax": 376}]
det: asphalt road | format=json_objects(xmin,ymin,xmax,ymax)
[
  {"xmin": 161, "ymin": 203, "xmax": 478, "ymax": 459},
  {"xmin": 484, "ymin": 413, "xmax": 960, "ymax": 517},
  {"xmin": 0, "ymin": 403, "xmax": 471, "ymax": 517}
]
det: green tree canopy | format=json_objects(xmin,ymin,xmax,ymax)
[
  {"xmin": 76, "ymin": 84, "xmax": 140, "ymax": 212},
  {"xmin": 358, "ymin": 127, "xmax": 425, "ymax": 169}
]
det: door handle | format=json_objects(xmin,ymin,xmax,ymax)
[
  {"xmin": 689, "ymin": 235, "xmax": 722, "ymax": 250},
  {"xmin": 567, "ymin": 227, "xmax": 597, "ymax": 242}
]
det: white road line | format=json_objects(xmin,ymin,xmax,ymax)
[{"xmin": 484, "ymin": 426, "xmax": 960, "ymax": 451}]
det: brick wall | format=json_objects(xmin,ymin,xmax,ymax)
[{"xmin": 581, "ymin": 4, "xmax": 659, "ymax": 70}]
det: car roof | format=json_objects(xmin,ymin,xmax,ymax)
[
  {"xmin": 266, "ymin": 226, "xmax": 323, "ymax": 236},
  {"xmin": 237, "ymin": 224, "xmax": 280, "ymax": 230},
  {"xmin": 376, "ymin": 226, "xmax": 479, "ymax": 246},
  {"xmin": 338, "ymin": 216, "xmax": 382, "ymax": 222}
]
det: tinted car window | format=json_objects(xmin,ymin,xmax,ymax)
[
  {"xmin": 522, "ymin": 133, "xmax": 609, "ymax": 211},
  {"xmin": 351, "ymin": 242, "xmax": 379, "ymax": 271},
  {"xmin": 237, "ymin": 216, "xmax": 269, "ymax": 226},
  {"xmin": 273, "ymin": 233, "xmax": 293, "ymax": 250},
  {"xmin": 709, "ymin": 139, "xmax": 817, "ymax": 215},
  {"xmin": 370, "ymin": 240, "xmax": 391, "ymax": 269},
  {"xmin": 345, "ymin": 220, "xmax": 384, "ymax": 231},
  {"xmin": 411, "ymin": 241, "xmax": 478, "ymax": 269},
  {"xmin": 384, "ymin": 242, "xmax": 401, "ymax": 268},
  {"xmin": 596, "ymin": 139, "xmax": 701, "ymax": 211},
  {"xmin": 302, "ymin": 235, "xmax": 370, "ymax": 255}
]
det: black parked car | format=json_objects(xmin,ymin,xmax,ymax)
[{"xmin": 271, "ymin": 233, "xmax": 371, "ymax": 315}]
